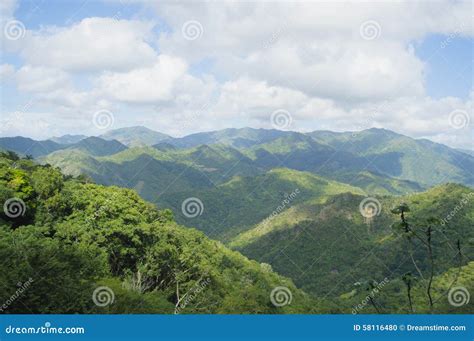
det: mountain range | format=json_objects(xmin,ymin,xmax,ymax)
[
  {"xmin": 1, "ymin": 126, "xmax": 472, "ymax": 190},
  {"xmin": 0, "ymin": 126, "xmax": 473, "ymax": 314}
]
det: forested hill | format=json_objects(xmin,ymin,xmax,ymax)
[{"xmin": 0, "ymin": 151, "xmax": 323, "ymax": 314}]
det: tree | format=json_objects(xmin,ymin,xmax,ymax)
[{"xmin": 391, "ymin": 204, "xmax": 463, "ymax": 313}]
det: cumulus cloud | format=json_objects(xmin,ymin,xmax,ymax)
[
  {"xmin": 154, "ymin": 0, "xmax": 470, "ymax": 101},
  {"xmin": 16, "ymin": 65, "xmax": 71, "ymax": 93},
  {"xmin": 98, "ymin": 55, "xmax": 188, "ymax": 103},
  {"xmin": 20, "ymin": 17, "xmax": 158, "ymax": 72}
]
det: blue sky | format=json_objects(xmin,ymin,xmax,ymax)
[{"xmin": 0, "ymin": 0, "xmax": 472, "ymax": 149}]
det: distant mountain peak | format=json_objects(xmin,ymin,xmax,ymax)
[
  {"xmin": 100, "ymin": 126, "xmax": 171, "ymax": 147},
  {"xmin": 50, "ymin": 134, "xmax": 87, "ymax": 144}
]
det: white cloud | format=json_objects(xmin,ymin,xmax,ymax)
[
  {"xmin": 1, "ymin": 1, "xmax": 472, "ymax": 149},
  {"xmin": 0, "ymin": 63, "xmax": 15, "ymax": 79},
  {"xmin": 16, "ymin": 65, "xmax": 71, "ymax": 93},
  {"xmin": 21, "ymin": 17, "xmax": 158, "ymax": 72},
  {"xmin": 0, "ymin": 0, "xmax": 17, "ymax": 20},
  {"xmin": 98, "ymin": 55, "xmax": 188, "ymax": 103},
  {"xmin": 153, "ymin": 1, "xmax": 469, "ymax": 102}
]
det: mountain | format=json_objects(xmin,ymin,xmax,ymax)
[
  {"xmin": 41, "ymin": 142, "xmax": 264, "ymax": 199},
  {"xmin": 50, "ymin": 134, "xmax": 87, "ymax": 144},
  {"xmin": 6, "ymin": 127, "xmax": 474, "ymax": 191},
  {"xmin": 157, "ymin": 168, "xmax": 365, "ymax": 241},
  {"xmin": 458, "ymin": 148, "xmax": 474, "ymax": 157},
  {"xmin": 330, "ymin": 170, "xmax": 423, "ymax": 195},
  {"xmin": 100, "ymin": 126, "xmax": 171, "ymax": 147},
  {"xmin": 0, "ymin": 136, "xmax": 64, "ymax": 157},
  {"xmin": 166, "ymin": 127, "xmax": 289, "ymax": 148},
  {"xmin": 68, "ymin": 136, "xmax": 127, "ymax": 156},
  {"xmin": 308, "ymin": 128, "xmax": 474, "ymax": 187},
  {"xmin": 0, "ymin": 152, "xmax": 322, "ymax": 314}
]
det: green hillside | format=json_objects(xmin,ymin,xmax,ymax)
[
  {"xmin": 158, "ymin": 168, "xmax": 365, "ymax": 241},
  {"xmin": 229, "ymin": 184, "xmax": 474, "ymax": 314},
  {"xmin": 0, "ymin": 152, "xmax": 321, "ymax": 314}
]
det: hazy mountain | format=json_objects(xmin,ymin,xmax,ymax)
[
  {"xmin": 458, "ymin": 148, "xmax": 474, "ymax": 157},
  {"xmin": 166, "ymin": 127, "xmax": 289, "ymax": 148},
  {"xmin": 6, "ymin": 127, "xmax": 473, "ymax": 188},
  {"xmin": 68, "ymin": 136, "xmax": 127, "ymax": 156},
  {"xmin": 0, "ymin": 136, "xmax": 64, "ymax": 157},
  {"xmin": 50, "ymin": 134, "xmax": 87, "ymax": 144},
  {"xmin": 308, "ymin": 128, "xmax": 474, "ymax": 186},
  {"xmin": 100, "ymin": 126, "xmax": 171, "ymax": 146}
]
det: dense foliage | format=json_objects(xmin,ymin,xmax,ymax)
[
  {"xmin": 230, "ymin": 186, "xmax": 474, "ymax": 313},
  {"xmin": 0, "ymin": 152, "xmax": 321, "ymax": 314}
]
